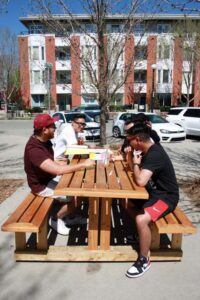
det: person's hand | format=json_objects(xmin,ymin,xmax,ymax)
[
  {"xmin": 84, "ymin": 158, "xmax": 95, "ymax": 168},
  {"xmin": 124, "ymin": 146, "xmax": 132, "ymax": 153},
  {"xmin": 133, "ymin": 150, "xmax": 142, "ymax": 165}
]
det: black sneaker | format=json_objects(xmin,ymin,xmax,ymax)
[{"xmin": 126, "ymin": 256, "xmax": 151, "ymax": 278}]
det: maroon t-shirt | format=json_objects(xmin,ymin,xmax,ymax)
[{"xmin": 24, "ymin": 136, "xmax": 54, "ymax": 194}]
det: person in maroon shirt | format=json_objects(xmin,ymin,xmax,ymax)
[{"xmin": 24, "ymin": 113, "xmax": 95, "ymax": 235}]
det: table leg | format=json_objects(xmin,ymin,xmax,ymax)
[
  {"xmin": 88, "ymin": 197, "xmax": 99, "ymax": 250},
  {"xmin": 100, "ymin": 198, "xmax": 112, "ymax": 250}
]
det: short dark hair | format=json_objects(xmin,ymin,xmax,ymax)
[
  {"xmin": 125, "ymin": 118, "xmax": 134, "ymax": 126},
  {"xmin": 127, "ymin": 123, "xmax": 151, "ymax": 141},
  {"xmin": 33, "ymin": 128, "xmax": 43, "ymax": 136},
  {"xmin": 132, "ymin": 113, "xmax": 149, "ymax": 123},
  {"xmin": 73, "ymin": 113, "xmax": 86, "ymax": 121}
]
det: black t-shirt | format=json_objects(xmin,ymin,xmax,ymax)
[
  {"xmin": 24, "ymin": 136, "xmax": 54, "ymax": 194},
  {"xmin": 142, "ymin": 144, "xmax": 179, "ymax": 206}
]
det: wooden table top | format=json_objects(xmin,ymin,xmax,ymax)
[{"xmin": 54, "ymin": 157, "xmax": 149, "ymax": 199}]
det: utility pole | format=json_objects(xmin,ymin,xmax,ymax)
[
  {"xmin": 151, "ymin": 64, "xmax": 157, "ymax": 113},
  {"xmin": 45, "ymin": 62, "xmax": 52, "ymax": 114}
]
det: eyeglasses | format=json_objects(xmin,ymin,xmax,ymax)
[{"xmin": 74, "ymin": 121, "xmax": 86, "ymax": 127}]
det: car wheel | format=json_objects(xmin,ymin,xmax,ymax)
[
  {"xmin": 113, "ymin": 126, "xmax": 121, "ymax": 138},
  {"xmin": 94, "ymin": 115, "xmax": 100, "ymax": 122}
]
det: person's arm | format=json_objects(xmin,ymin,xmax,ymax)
[
  {"xmin": 39, "ymin": 158, "xmax": 95, "ymax": 176},
  {"xmin": 131, "ymin": 152, "xmax": 153, "ymax": 186}
]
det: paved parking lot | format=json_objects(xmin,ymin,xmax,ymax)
[{"xmin": 1, "ymin": 119, "xmax": 200, "ymax": 180}]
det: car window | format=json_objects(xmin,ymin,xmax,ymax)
[
  {"xmin": 184, "ymin": 109, "xmax": 200, "ymax": 118},
  {"xmin": 64, "ymin": 113, "xmax": 74, "ymax": 122},
  {"xmin": 168, "ymin": 109, "xmax": 183, "ymax": 115},
  {"xmin": 148, "ymin": 115, "xmax": 168, "ymax": 123},
  {"xmin": 86, "ymin": 106, "xmax": 100, "ymax": 110},
  {"xmin": 64, "ymin": 113, "xmax": 93, "ymax": 123},
  {"xmin": 119, "ymin": 113, "xmax": 134, "ymax": 121},
  {"xmin": 54, "ymin": 113, "xmax": 65, "ymax": 122}
]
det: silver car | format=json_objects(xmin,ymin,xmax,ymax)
[
  {"xmin": 52, "ymin": 111, "xmax": 100, "ymax": 141},
  {"xmin": 166, "ymin": 107, "xmax": 200, "ymax": 137},
  {"xmin": 113, "ymin": 112, "xmax": 186, "ymax": 142}
]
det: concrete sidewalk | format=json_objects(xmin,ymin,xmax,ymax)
[{"xmin": 0, "ymin": 183, "xmax": 199, "ymax": 300}]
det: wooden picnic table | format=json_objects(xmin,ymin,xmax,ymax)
[{"xmin": 54, "ymin": 156, "xmax": 149, "ymax": 260}]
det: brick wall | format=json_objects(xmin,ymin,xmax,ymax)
[
  {"xmin": 124, "ymin": 35, "xmax": 134, "ymax": 105},
  {"xmin": 45, "ymin": 36, "xmax": 57, "ymax": 109},
  {"xmin": 18, "ymin": 37, "xmax": 30, "ymax": 108}
]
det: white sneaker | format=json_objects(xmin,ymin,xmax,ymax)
[{"xmin": 49, "ymin": 217, "xmax": 70, "ymax": 235}]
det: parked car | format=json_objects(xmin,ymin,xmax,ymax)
[
  {"xmin": 72, "ymin": 104, "xmax": 109, "ymax": 122},
  {"xmin": 112, "ymin": 112, "xmax": 186, "ymax": 142},
  {"xmin": 52, "ymin": 111, "xmax": 100, "ymax": 141},
  {"xmin": 166, "ymin": 107, "xmax": 200, "ymax": 137}
]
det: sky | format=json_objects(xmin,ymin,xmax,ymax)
[
  {"xmin": 0, "ymin": 0, "xmax": 84, "ymax": 35},
  {"xmin": 0, "ymin": 0, "xmax": 200, "ymax": 36}
]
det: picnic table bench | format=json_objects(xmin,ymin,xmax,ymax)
[
  {"xmin": 1, "ymin": 157, "xmax": 197, "ymax": 262},
  {"xmin": 123, "ymin": 201, "xmax": 197, "ymax": 260}
]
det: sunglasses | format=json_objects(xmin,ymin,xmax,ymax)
[{"xmin": 74, "ymin": 121, "xmax": 86, "ymax": 127}]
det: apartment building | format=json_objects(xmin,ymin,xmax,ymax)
[{"xmin": 18, "ymin": 14, "xmax": 200, "ymax": 110}]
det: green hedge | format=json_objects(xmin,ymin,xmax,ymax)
[{"xmin": 25, "ymin": 107, "xmax": 43, "ymax": 114}]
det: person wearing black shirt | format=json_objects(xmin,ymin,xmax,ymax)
[{"xmin": 125, "ymin": 123, "xmax": 179, "ymax": 278}]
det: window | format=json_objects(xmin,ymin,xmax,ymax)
[
  {"xmin": 134, "ymin": 24, "xmax": 145, "ymax": 36},
  {"xmin": 134, "ymin": 70, "xmax": 147, "ymax": 83},
  {"xmin": 29, "ymin": 24, "xmax": 44, "ymax": 34},
  {"xmin": 119, "ymin": 113, "xmax": 135, "ymax": 122},
  {"xmin": 182, "ymin": 71, "xmax": 192, "ymax": 86},
  {"xmin": 33, "ymin": 71, "xmax": 40, "ymax": 84},
  {"xmin": 184, "ymin": 109, "xmax": 200, "ymax": 118},
  {"xmin": 85, "ymin": 23, "xmax": 94, "ymax": 33},
  {"xmin": 54, "ymin": 113, "xmax": 65, "ymax": 122},
  {"xmin": 157, "ymin": 24, "xmax": 171, "ymax": 34},
  {"xmin": 32, "ymin": 95, "xmax": 45, "ymax": 107},
  {"xmin": 111, "ymin": 24, "xmax": 120, "ymax": 33},
  {"xmin": 157, "ymin": 69, "xmax": 170, "ymax": 84},
  {"xmin": 134, "ymin": 45, "xmax": 147, "ymax": 60},
  {"xmin": 163, "ymin": 70, "xmax": 170, "ymax": 83},
  {"xmin": 183, "ymin": 45, "xmax": 193, "ymax": 61},
  {"xmin": 158, "ymin": 44, "xmax": 170, "ymax": 59},
  {"xmin": 56, "ymin": 71, "xmax": 71, "ymax": 84},
  {"xmin": 158, "ymin": 70, "xmax": 161, "ymax": 84},
  {"xmin": 112, "ymin": 69, "xmax": 123, "ymax": 82},
  {"xmin": 82, "ymin": 45, "xmax": 96, "ymax": 60},
  {"xmin": 82, "ymin": 69, "xmax": 96, "ymax": 84},
  {"xmin": 56, "ymin": 47, "xmax": 70, "ymax": 61},
  {"xmin": 41, "ymin": 47, "xmax": 45, "ymax": 60},
  {"xmin": 32, "ymin": 46, "xmax": 39, "ymax": 60},
  {"xmin": 168, "ymin": 109, "xmax": 183, "ymax": 115}
]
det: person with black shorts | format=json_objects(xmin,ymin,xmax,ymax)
[{"xmin": 125, "ymin": 123, "xmax": 179, "ymax": 278}]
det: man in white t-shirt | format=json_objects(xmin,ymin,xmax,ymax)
[{"xmin": 54, "ymin": 114, "xmax": 86, "ymax": 161}]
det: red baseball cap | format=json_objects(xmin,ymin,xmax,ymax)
[{"xmin": 34, "ymin": 113, "xmax": 59, "ymax": 129}]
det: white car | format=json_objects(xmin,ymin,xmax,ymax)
[
  {"xmin": 112, "ymin": 112, "xmax": 186, "ymax": 142},
  {"xmin": 166, "ymin": 107, "xmax": 200, "ymax": 137},
  {"xmin": 52, "ymin": 111, "xmax": 100, "ymax": 141}
]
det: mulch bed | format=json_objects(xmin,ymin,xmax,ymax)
[
  {"xmin": 0, "ymin": 179, "xmax": 25, "ymax": 204},
  {"xmin": 0, "ymin": 178, "xmax": 199, "ymax": 206}
]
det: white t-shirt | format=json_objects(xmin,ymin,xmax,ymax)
[{"xmin": 53, "ymin": 123, "xmax": 78, "ymax": 160}]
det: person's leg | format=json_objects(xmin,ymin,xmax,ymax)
[
  {"xmin": 126, "ymin": 210, "xmax": 152, "ymax": 278},
  {"xmin": 37, "ymin": 184, "xmax": 71, "ymax": 235},
  {"xmin": 135, "ymin": 210, "xmax": 152, "ymax": 258},
  {"xmin": 126, "ymin": 199, "xmax": 170, "ymax": 278}
]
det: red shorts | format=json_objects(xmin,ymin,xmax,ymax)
[{"xmin": 144, "ymin": 199, "xmax": 169, "ymax": 222}]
